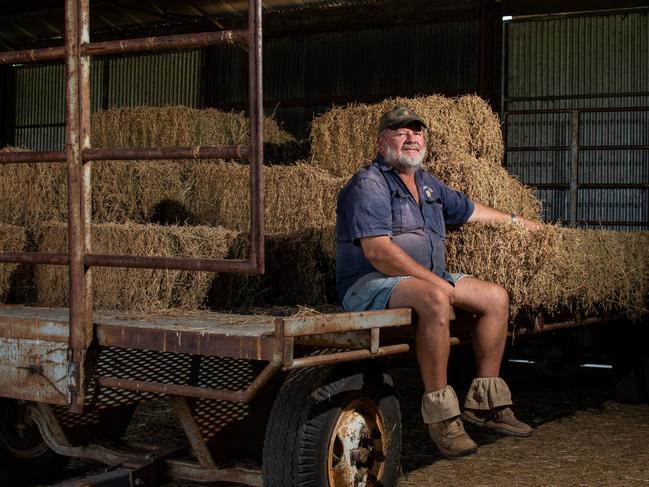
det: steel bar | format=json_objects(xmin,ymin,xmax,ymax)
[
  {"xmin": 527, "ymin": 183, "xmax": 649, "ymax": 189},
  {"xmin": 85, "ymin": 254, "xmax": 257, "ymax": 273},
  {"xmin": 84, "ymin": 30, "xmax": 248, "ymax": 57},
  {"xmin": 506, "ymin": 146, "xmax": 570, "ymax": 151},
  {"xmin": 65, "ymin": 0, "xmax": 93, "ymax": 414},
  {"xmin": 98, "ymin": 360, "xmax": 281, "ymax": 403},
  {"xmin": 166, "ymin": 460, "xmax": 263, "ymax": 486},
  {"xmin": 0, "ymin": 31, "xmax": 247, "ymax": 65},
  {"xmin": 0, "ymin": 46, "xmax": 65, "ymax": 65},
  {"xmin": 511, "ymin": 316, "xmax": 616, "ymax": 337},
  {"xmin": 505, "ymin": 96, "xmax": 649, "ymax": 105},
  {"xmin": 85, "ymin": 145, "xmax": 250, "ymax": 161},
  {"xmin": 248, "ymin": 0, "xmax": 265, "ymax": 274},
  {"xmin": 287, "ymin": 344, "xmax": 411, "ymax": 369},
  {"xmin": 569, "ymin": 110, "xmax": 579, "ymax": 227},
  {"xmin": 0, "ymin": 252, "xmax": 69, "ymax": 265},
  {"xmin": 280, "ymin": 308, "xmax": 412, "ymax": 337},
  {"xmin": 507, "ymin": 145, "xmax": 649, "ymax": 151},
  {"xmin": 0, "ymin": 145, "xmax": 253, "ymax": 164},
  {"xmin": 579, "ymin": 145, "xmax": 649, "ymax": 150},
  {"xmin": 170, "ymin": 397, "xmax": 217, "ymax": 469},
  {"xmin": 0, "ymin": 151, "xmax": 66, "ymax": 164},
  {"xmin": 29, "ymin": 404, "xmax": 136, "ymax": 466}
]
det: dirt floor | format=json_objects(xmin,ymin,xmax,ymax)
[
  {"xmin": 49, "ymin": 344, "xmax": 649, "ymax": 487},
  {"xmin": 394, "ymin": 359, "xmax": 649, "ymax": 487}
]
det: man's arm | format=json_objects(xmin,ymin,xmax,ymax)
[
  {"xmin": 467, "ymin": 202, "xmax": 542, "ymax": 231},
  {"xmin": 360, "ymin": 235, "xmax": 455, "ymax": 301}
]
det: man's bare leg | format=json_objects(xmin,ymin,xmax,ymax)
[
  {"xmin": 387, "ymin": 278, "xmax": 478, "ymax": 457},
  {"xmin": 452, "ymin": 277, "xmax": 532, "ymax": 436},
  {"xmin": 387, "ymin": 278, "xmax": 453, "ymax": 392},
  {"xmin": 452, "ymin": 277, "xmax": 509, "ymax": 377}
]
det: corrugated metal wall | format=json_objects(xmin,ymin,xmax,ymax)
[
  {"xmin": 12, "ymin": 50, "xmax": 202, "ymax": 151},
  {"xmin": 503, "ymin": 10, "xmax": 649, "ymax": 231},
  {"xmin": 205, "ymin": 20, "xmax": 481, "ymax": 137},
  {"xmin": 11, "ymin": 20, "xmax": 479, "ymax": 147}
]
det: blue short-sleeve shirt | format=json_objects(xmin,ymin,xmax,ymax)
[{"xmin": 335, "ymin": 155, "xmax": 475, "ymax": 302}]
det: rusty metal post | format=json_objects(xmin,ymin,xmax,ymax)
[
  {"xmin": 65, "ymin": 0, "xmax": 93, "ymax": 413},
  {"xmin": 248, "ymin": 0, "xmax": 264, "ymax": 274}
]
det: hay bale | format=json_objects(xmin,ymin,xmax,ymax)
[
  {"xmin": 91, "ymin": 161, "xmax": 195, "ymax": 224},
  {"xmin": 0, "ymin": 225, "xmax": 28, "ymax": 302},
  {"xmin": 453, "ymin": 95, "xmax": 504, "ymax": 165},
  {"xmin": 428, "ymin": 151, "xmax": 541, "ymax": 219},
  {"xmin": 91, "ymin": 106, "xmax": 295, "ymax": 148},
  {"xmin": 308, "ymin": 95, "xmax": 539, "ymax": 219},
  {"xmin": 33, "ymin": 223, "xmax": 238, "ymax": 311},
  {"xmin": 309, "ymin": 94, "xmax": 506, "ymax": 177},
  {"xmin": 310, "ymin": 95, "xmax": 454, "ymax": 178},
  {"xmin": 208, "ymin": 228, "xmax": 336, "ymax": 309},
  {"xmin": 0, "ymin": 147, "xmax": 67, "ymax": 225},
  {"xmin": 446, "ymin": 222, "xmax": 648, "ymax": 320},
  {"xmin": 190, "ymin": 162, "xmax": 345, "ymax": 233}
]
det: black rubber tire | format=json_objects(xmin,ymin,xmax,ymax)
[
  {"xmin": 0, "ymin": 399, "xmax": 69, "ymax": 487},
  {"xmin": 262, "ymin": 363, "xmax": 401, "ymax": 487}
]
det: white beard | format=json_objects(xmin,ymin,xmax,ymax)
[{"xmin": 383, "ymin": 145, "xmax": 426, "ymax": 172}]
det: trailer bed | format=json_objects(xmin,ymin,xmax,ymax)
[{"xmin": 0, "ymin": 305, "xmax": 412, "ymax": 406}]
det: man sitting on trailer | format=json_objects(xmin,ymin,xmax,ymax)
[{"xmin": 335, "ymin": 106, "xmax": 541, "ymax": 458}]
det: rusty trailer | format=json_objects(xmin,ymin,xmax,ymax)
[{"xmin": 0, "ymin": 1, "xmax": 641, "ymax": 486}]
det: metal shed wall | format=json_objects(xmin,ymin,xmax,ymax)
[
  {"xmin": 503, "ymin": 10, "xmax": 649, "ymax": 231},
  {"xmin": 9, "ymin": 19, "xmax": 479, "ymax": 147},
  {"xmin": 11, "ymin": 50, "xmax": 202, "ymax": 151},
  {"xmin": 205, "ymin": 20, "xmax": 481, "ymax": 137}
]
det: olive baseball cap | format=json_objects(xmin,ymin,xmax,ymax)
[{"xmin": 378, "ymin": 106, "xmax": 427, "ymax": 133}]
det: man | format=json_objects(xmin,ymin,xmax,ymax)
[{"xmin": 335, "ymin": 106, "xmax": 541, "ymax": 458}]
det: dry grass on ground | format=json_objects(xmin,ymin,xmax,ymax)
[{"xmin": 398, "ymin": 402, "xmax": 649, "ymax": 487}]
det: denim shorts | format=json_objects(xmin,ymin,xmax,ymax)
[{"xmin": 342, "ymin": 271, "xmax": 470, "ymax": 312}]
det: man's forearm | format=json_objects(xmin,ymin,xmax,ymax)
[
  {"xmin": 467, "ymin": 202, "xmax": 542, "ymax": 231},
  {"xmin": 360, "ymin": 236, "xmax": 452, "ymax": 289}
]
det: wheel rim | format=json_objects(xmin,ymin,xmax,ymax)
[
  {"xmin": 327, "ymin": 398, "xmax": 387, "ymax": 487},
  {"xmin": 0, "ymin": 400, "xmax": 49, "ymax": 459}
]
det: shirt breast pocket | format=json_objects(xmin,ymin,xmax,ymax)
[
  {"xmin": 392, "ymin": 190, "xmax": 420, "ymax": 234},
  {"xmin": 423, "ymin": 197, "xmax": 446, "ymax": 239}
]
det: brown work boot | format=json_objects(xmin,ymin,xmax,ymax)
[
  {"xmin": 461, "ymin": 406, "xmax": 532, "ymax": 437},
  {"xmin": 427, "ymin": 417, "xmax": 478, "ymax": 458}
]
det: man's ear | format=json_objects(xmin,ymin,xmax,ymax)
[{"xmin": 377, "ymin": 133, "xmax": 385, "ymax": 154}]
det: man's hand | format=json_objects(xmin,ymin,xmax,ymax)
[{"xmin": 517, "ymin": 217, "xmax": 542, "ymax": 231}]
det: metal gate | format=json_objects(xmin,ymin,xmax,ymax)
[{"xmin": 0, "ymin": 0, "xmax": 265, "ymax": 413}]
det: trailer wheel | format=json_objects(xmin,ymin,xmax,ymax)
[
  {"xmin": 262, "ymin": 364, "xmax": 401, "ymax": 487},
  {"xmin": 0, "ymin": 399, "xmax": 68, "ymax": 487}
]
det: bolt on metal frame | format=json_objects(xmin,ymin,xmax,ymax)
[{"xmin": 0, "ymin": 0, "xmax": 264, "ymax": 413}]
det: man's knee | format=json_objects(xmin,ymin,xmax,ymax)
[
  {"xmin": 417, "ymin": 285, "xmax": 453, "ymax": 321},
  {"xmin": 489, "ymin": 283, "xmax": 509, "ymax": 310}
]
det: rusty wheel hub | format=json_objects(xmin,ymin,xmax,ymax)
[{"xmin": 327, "ymin": 398, "xmax": 387, "ymax": 487}]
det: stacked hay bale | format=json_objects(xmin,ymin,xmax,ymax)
[
  {"xmin": 0, "ymin": 147, "xmax": 68, "ymax": 224},
  {"xmin": 446, "ymin": 223, "xmax": 649, "ymax": 322},
  {"xmin": 1, "ymin": 106, "xmax": 341, "ymax": 310},
  {"xmin": 35, "ymin": 223, "xmax": 237, "ymax": 311},
  {"xmin": 0, "ymin": 225, "xmax": 28, "ymax": 302},
  {"xmin": 309, "ymin": 94, "xmax": 540, "ymax": 219},
  {"xmin": 188, "ymin": 162, "xmax": 342, "ymax": 308},
  {"xmin": 309, "ymin": 95, "xmax": 647, "ymax": 322}
]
